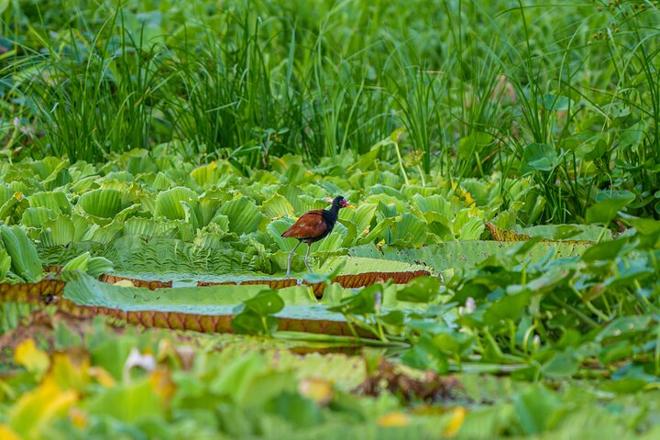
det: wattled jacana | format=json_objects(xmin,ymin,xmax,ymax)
[{"xmin": 281, "ymin": 196, "xmax": 351, "ymax": 276}]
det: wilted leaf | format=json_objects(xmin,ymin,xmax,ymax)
[
  {"xmin": 8, "ymin": 377, "xmax": 77, "ymax": 438},
  {"xmin": 443, "ymin": 406, "xmax": 467, "ymax": 437},
  {"xmin": 298, "ymin": 378, "xmax": 333, "ymax": 405},
  {"xmin": 377, "ymin": 412, "xmax": 410, "ymax": 427},
  {"xmin": 14, "ymin": 339, "xmax": 50, "ymax": 377}
]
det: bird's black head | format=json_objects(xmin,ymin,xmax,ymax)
[{"xmin": 331, "ymin": 196, "xmax": 350, "ymax": 209}]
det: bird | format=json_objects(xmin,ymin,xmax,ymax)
[{"xmin": 281, "ymin": 195, "xmax": 351, "ymax": 276}]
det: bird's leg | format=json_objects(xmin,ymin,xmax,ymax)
[
  {"xmin": 286, "ymin": 241, "xmax": 301, "ymax": 277},
  {"xmin": 304, "ymin": 243, "xmax": 313, "ymax": 273}
]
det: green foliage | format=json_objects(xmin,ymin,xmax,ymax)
[
  {"xmin": 2, "ymin": 150, "xmax": 613, "ymax": 276},
  {"xmin": 1, "ymin": 0, "xmax": 657, "ymax": 220},
  {"xmin": 0, "ymin": 224, "xmax": 42, "ymax": 282},
  {"xmin": 0, "ymin": 1, "xmax": 658, "ymax": 437},
  {"xmin": 232, "ymin": 289, "xmax": 285, "ymax": 336},
  {"xmin": 61, "ymin": 252, "xmax": 114, "ymax": 280}
]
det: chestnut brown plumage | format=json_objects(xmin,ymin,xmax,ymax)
[{"xmin": 282, "ymin": 196, "xmax": 350, "ymax": 276}]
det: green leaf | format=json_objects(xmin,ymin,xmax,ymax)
[
  {"xmin": 401, "ymin": 334, "xmax": 449, "ymax": 373},
  {"xmin": 339, "ymin": 203, "xmax": 377, "ymax": 238},
  {"xmin": 0, "ymin": 0, "xmax": 10, "ymax": 15},
  {"xmin": 21, "ymin": 207, "xmax": 56, "ymax": 228},
  {"xmin": 267, "ymin": 218, "xmax": 296, "ymax": 251},
  {"xmin": 539, "ymin": 94, "xmax": 572, "ymax": 111},
  {"xmin": 350, "ymin": 241, "xmax": 589, "ymax": 274},
  {"xmin": 0, "ymin": 302, "xmax": 36, "ymax": 333},
  {"xmin": 602, "ymin": 364, "xmax": 656, "ymax": 394},
  {"xmin": 458, "ymin": 132, "xmax": 494, "ymax": 160},
  {"xmin": 483, "ymin": 291, "xmax": 531, "ymax": 326},
  {"xmin": 453, "ymin": 208, "xmax": 485, "ymax": 239},
  {"xmin": 87, "ymin": 379, "xmax": 165, "ymax": 423},
  {"xmin": 78, "ymin": 189, "xmax": 125, "ymax": 220},
  {"xmin": 154, "ymin": 187, "xmax": 197, "ymax": 220},
  {"xmin": 513, "ymin": 385, "xmax": 561, "ymax": 435},
  {"xmin": 328, "ymin": 283, "xmax": 382, "ymax": 315},
  {"xmin": 209, "ymin": 352, "xmax": 293, "ymax": 407},
  {"xmin": 61, "ymin": 252, "xmax": 113, "ymax": 279},
  {"xmin": 586, "ymin": 190, "xmax": 635, "ymax": 224},
  {"xmin": 389, "ymin": 213, "xmax": 428, "ymax": 246},
  {"xmin": 396, "ymin": 276, "xmax": 440, "ymax": 303},
  {"xmin": 244, "ymin": 289, "xmax": 285, "ymax": 316},
  {"xmin": 190, "ymin": 162, "xmax": 221, "ymax": 188},
  {"xmin": 314, "ymin": 222, "xmax": 347, "ymax": 253},
  {"xmin": 518, "ymin": 224, "xmax": 611, "ymax": 241},
  {"xmin": 541, "ymin": 351, "xmax": 581, "ymax": 378},
  {"xmin": 627, "ymin": 217, "xmax": 660, "ymax": 236},
  {"xmin": 232, "ymin": 310, "xmax": 279, "ymax": 335},
  {"xmin": 0, "ymin": 224, "xmax": 42, "ymax": 282},
  {"xmin": 380, "ymin": 310, "xmax": 405, "ymax": 326},
  {"xmin": 262, "ymin": 193, "xmax": 295, "ymax": 219},
  {"xmin": 53, "ymin": 320, "xmax": 83, "ymax": 350},
  {"xmin": 581, "ymin": 237, "xmax": 627, "ymax": 262},
  {"xmin": 40, "ymin": 215, "xmax": 91, "ymax": 247},
  {"xmin": 28, "ymin": 191, "xmax": 71, "ymax": 214},
  {"xmin": 219, "ymin": 197, "xmax": 265, "ymax": 235},
  {"xmin": 595, "ymin": 315, "xmax": 652, "ymax": 342},
  {"xmin": 196, "ymin": 195, "xmax": 224, "ymax": 227},
  {"xmin": 0, "ymin": 246, "xmax": 10, "ymax": 281},
  {"xmin": 521, "ymin": 143, "xmax": 558, "ymax": 173}
]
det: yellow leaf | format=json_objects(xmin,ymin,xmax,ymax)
[
  {"xmin": 377, "ymin": 411, "xmax": 410, "ymax": 427},
  {"xmin": 461, "ymin": 189, "xmax": 475, "ymax": 207},
  {"xmin": 298, "ymin": 378, "xmax": 333, "ymax": 405},
  {"xmin": 157, "ymin": 338, "xmax": 175, "ymax": 362},
  {"xmin": 88, "ymin": 367, "xmax": 116, "ymax": 388},
  {"xmin": 9, "ymin": 377, "xmax": 78, "ymax": 438},
  {"xmin": 69, "ymin": 407, "xmax": 88, "ymax": 429},
  {"xmin": 443, "ymin": 406, "xmax": 466, "ymax": 437},
  {"xmin": 49, "ymin": 351, "xmax": 90, "ymax": 391},
  {"xmin": 149, "ymin": 368, "xmax": 175, "ymax": 404},
  {"xmin": 14, "ymin": 339, "xmax": 50, "ymax": 376},
  {"xmin": 0, "ymin": 425, "xmax": 21, "ymax": 440}
]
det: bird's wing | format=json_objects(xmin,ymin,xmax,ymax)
[{"xmin": 281, "ymin": 210, "xmax": 328, "ymax": 239}]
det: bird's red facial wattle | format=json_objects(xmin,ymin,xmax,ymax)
[{"xmin": 340, "ymin": 199, "xmax": 350, "ymax": 208}]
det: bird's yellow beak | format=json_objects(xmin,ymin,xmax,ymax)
[{"xmin": 344, "ymin": 202, "xmax": 355, "ymax": 209}]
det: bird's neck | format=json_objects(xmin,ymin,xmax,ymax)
[
  {"xmin": 328, "ymin": 204, "xmax": 340, "ymax": 218},
  {"xmin": 323, "ymin": 204, "xmax": 340, "ymax": 226}
]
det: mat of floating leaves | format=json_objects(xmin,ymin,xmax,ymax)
[{"xmin": 2, "ymin": 268, "xmax": 431, "ymax": 337}]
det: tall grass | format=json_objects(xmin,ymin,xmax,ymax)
[
  {"xmin": 0, "ymin": 0, "xmax": 657, "ymax": 220},
  {"xmin": 6, "ymin": 9, "xmax": 169, "ymax": 162}
]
